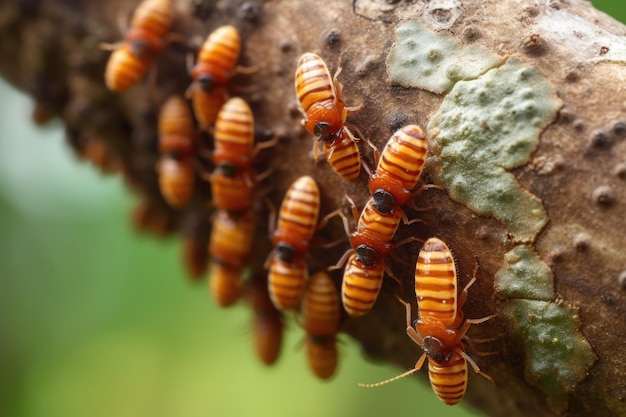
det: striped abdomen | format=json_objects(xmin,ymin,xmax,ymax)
[
  {"xmin": 369, "ymin": 125, "xmax": 428, "ymax": 207},
  {"xmin": 341, "ymin": 253, "xmax": 385, "ymax": 317},
  {"xmin": 246, "ymin": 278, "xmax": 284, "ymax": 366},
  {"xmin": 126, "ymin": 0, "xmax": 173, "ymax": 54},
  {"xmin": 104, "ymin": 45, "xmax": 150, "ymax": 92},
  {"xmin": 272, "ymin": 176, "xmax": 320, "ymax": 254},
  {"xmin": 192, "ymin": 88, "xmax": 225, "ymax": 132},
  {"xmin": 415, "ymin": 237, "xmax": 458, "ymax": 327},
  {"xmin": 209, "ymin": 210, "xmax": 255, "ymax": 268},
  {"xmin": 350, "ymin": 198, "xmax": 402, "ymax": 261},
  {"xmin": 192, "ymin": 25, "xmax": 241, "ymax": 90},
  {"xmin": 253, "ymin": 312, "xmax": 284, "ymax": 366},
  {"xmin": 306, "ymin": 336, "xmax": 338, "ymax": 380},
  {"xmin": 323, "ymin": 130, "xmax": 361, "ymax": 181},
  {"xmin": 158, "ymin": 96, "xmax": 194, "ymax": 155},
  {"xmin": 302, "ymin": 271, "xmax": 340, "ymax": 337},
  {"xmin": 428, "ymin": 349, "xmax": 468, "ymax": 405},
  {"xmin": 209, "ymin": 262, "xmax": 243, "ymax": 307},
  {"xmin": 210, "ymin": 171, "xmax": 253, "ymax": 212},
  {"xmin": 268, "ymin": 256, "xmax": 307, "ymax": 310},
  {"xmin": 295, "ymin": 52, "xmax": 336, "ymax": 114},
  {"xmin": 157, "ymin": 158, "xmax": 194, "ymax": 208},
  {"xmin": 213, "ymin": 97, "xmax": 254, "ymax": 170},
  {"xmin": 208, "ymin": 209, "xmax": 254, "ymax": 307}
]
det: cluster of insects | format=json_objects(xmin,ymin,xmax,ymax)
[{"xmin": 101, "ymin": 0, "xmax": 495, "ymax": 402}]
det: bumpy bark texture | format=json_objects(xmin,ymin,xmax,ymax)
[{"xmin": 1, "ymin": 0, "xmax": 625, "ymax": 416}]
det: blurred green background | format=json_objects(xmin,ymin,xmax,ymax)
[{"xmin": 0, "ymin": 2, "xmax": 623, "ymax": 416}]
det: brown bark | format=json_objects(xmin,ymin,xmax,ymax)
[{"xmin": 1, "ymin": 0, "xmax": 625, "ymax": 416}]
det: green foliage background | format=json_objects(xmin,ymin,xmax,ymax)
[{"xmin": 0, "ymin": 2, "xmax": 623, "ymax": 416}]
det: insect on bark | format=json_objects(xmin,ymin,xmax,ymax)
[{"xmin": 359, "ymin": 238, "xmax": 495, "ymax": 405}]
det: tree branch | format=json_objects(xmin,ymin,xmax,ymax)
[{"xmin": 1, "ymin": 0, "xmax": 625, "ymax": 415}]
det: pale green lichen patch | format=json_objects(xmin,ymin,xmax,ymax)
[
  {"xmin": 386, "ymin": 20, "xmax": 503, "ymax": 94},
  {"xmin": 494, "ymin": 245, "xmax": 555, "ymax": 301},
  {"xmin": 427, "ymin": 58, "xmax": 560, "ymax": 242},
  {"xmin": 496, "ymin": 246, "xmax": 597, "ymax": 411},
  {"xmin": 499, "ymin": 300, "xmax": 596, "ymax": 413}
]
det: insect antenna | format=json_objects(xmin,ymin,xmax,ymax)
[{"xmin": 358, "ymin": 367, "xmax": 419, "ymax": 388}]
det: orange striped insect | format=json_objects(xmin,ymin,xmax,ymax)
[
  {"xmin": 191, "ymin": 25, "xmax": 241, "ymax": 93},
  {"xmin": 348, "ymin": 197, "xmax": 402, "ymax": 265},
  {"xmin": 268, "ymin": 255, "xmax": 308, "ymax": 311},
  {"xmin": 340, "ymin": 252, "xmax": 386, "ymax": 318},
  {"xmin": 337, "ymin": 197, "xmax": 402, "ymax": 317},
  {"xmin": 301, "ymin": 271, "xmax": 341, "ymax": 379},
  {"xmin": 359, "ymin": 237, "xmax": 494, "ymax": 405},
  {"xmin": 252, "ymin": 306, "xmax": 284, "ymax": 366},
  {"xmin": 205, "ymin": 97, "xmax": 277, "ymax": 213},
  {"xmin": 158, "ymin": 96, "xmax": 195, "ymax": 148},
  {"xmin": 415, "ymin": 238, "xmax": 461, "ymax": 328},
  {"xmin": 210, "ymin": 171, "xmax": 253, "ymax": 213},
  {"xmin": 104, "ymin": 44, "xmax": 151, "ymax": 93},
  {"xmin": 208, "ymin": 209, "xmax": 255, "ymax": 307},
  {"xmin": 322, "ymin": 129, "xmax": 362, "ymax": 181},
  {"xmin": 188, "ymin": 26, "xmax": 240, "ymax": 130},
  {"xmin": 157, "ymin": 96, "xmax": 196, "ymax": 208},
  {"xmin": 368, "ymin": 125, "xmax": 428, "ymax": 214},
  {"xmin": 271, "ymin": 176, "xmax": 320, "ymax": 255},
  {"xmin": 306, "ymin": 338, "xmax": 339, "ymax": 381},
  {"xmin": 268, "ymin": 176, "xmax": 320, "ymax": 310},
  {"xmin": 191, "ymin": 88, "xmax": 226, "ymax": 132},
  {"xmin": 295, "ymin": 52, "xmax": 354, "ymax": 143},
  {"xmin": 103, "ymin": 0, "xmax": 173, "ymax": 92},
  {"xmin": 295, "ymin": 52, "xmax": 367, "ymax": 181},
  {"xmin": 209, "ymin": 263, "xmax": 244, "ymax": 308},
  {"xmin": 157, "ymin": 159, "xmax": 195, "ymax": 208},
  {"xmin": 125, "ymin": 0, "xmax": 172, "ymax": 55},
  {"xmin": 213, "ymin": 97, "xmax": 255, "ymax": 174},
  {"xmin": 246, "ymin": 278, "xmax": 284, "ymax": 366}
]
